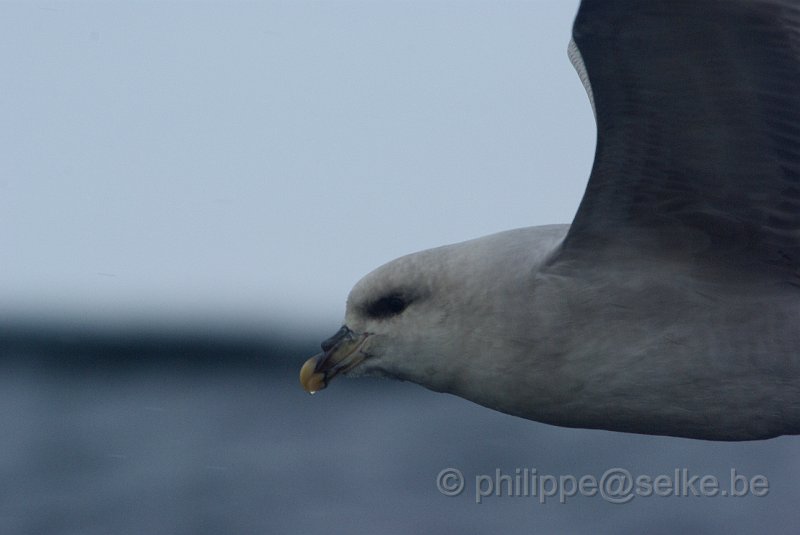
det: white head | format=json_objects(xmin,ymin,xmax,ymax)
[
  {"xmin": 342, "ymin": 242, "xmax": 474, "ymax": 392},
  {"xmin": 299, "ymin": 226, "xmax": 569, "ymax": 403}
]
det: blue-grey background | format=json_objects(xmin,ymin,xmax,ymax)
[{"xmin": 2, "ymin": 1, "xmax": 798, "ymax": 533}]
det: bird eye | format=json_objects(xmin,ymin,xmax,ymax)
[{"xmin": 366, "ymin": 294, "xmax": 408, "ymax": 319}]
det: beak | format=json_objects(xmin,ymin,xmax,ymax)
[{"xmin": 299, "ymin": 325, "xmax": 368, "ymax": 393}]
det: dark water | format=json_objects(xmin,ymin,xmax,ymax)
[{"xmin": 1, "ymin": 326, "xmax": 798, "ymax": 534}]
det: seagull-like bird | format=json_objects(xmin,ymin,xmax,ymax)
[{"xmin": 300, "ymin": 0, "xmax": 800, "ymax": 440}]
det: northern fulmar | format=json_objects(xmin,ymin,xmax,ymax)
[{"xmin": 300, "ymin": 0, "xmax": 800, "ymax": 441}]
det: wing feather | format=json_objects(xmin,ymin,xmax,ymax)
[{"xmin": 558, "ymin": 0, "xmax": 800, "ymax": 277}]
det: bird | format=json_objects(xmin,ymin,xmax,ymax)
[{"xmin": 300, "ymin": 0, "xmax": 800, "ymax": 441}]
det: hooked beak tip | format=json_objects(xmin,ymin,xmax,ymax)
[{"xmin": 299, "ymin": 354, "xmax": 326, "ymax": 394}]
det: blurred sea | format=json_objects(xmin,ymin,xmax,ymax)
[{"xmin": 1, "ymin": 322, "xmax": 798, "ymax": 534}]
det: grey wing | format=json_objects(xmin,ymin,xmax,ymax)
[{"xmin": 557, "ymin": 0, "xmax": 800, "ymax": 278}]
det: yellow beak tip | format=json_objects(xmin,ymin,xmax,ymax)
[{"xmin": 300, "ymin": 356, "xmax": 326, "ymax": 394}]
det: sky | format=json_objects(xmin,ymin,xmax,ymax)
[{"xmin": 0, "ymin": 0, "xmax": 593, "ymax": 333}]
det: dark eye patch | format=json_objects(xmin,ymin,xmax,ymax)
[{"xmin": 366, "ymin": 294, "xmax": 409, "ymax": 319}]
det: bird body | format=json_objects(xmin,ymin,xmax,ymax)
[{"xmin": 300, "ymin": 0, "xmax": 800, "ymax": 440}]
